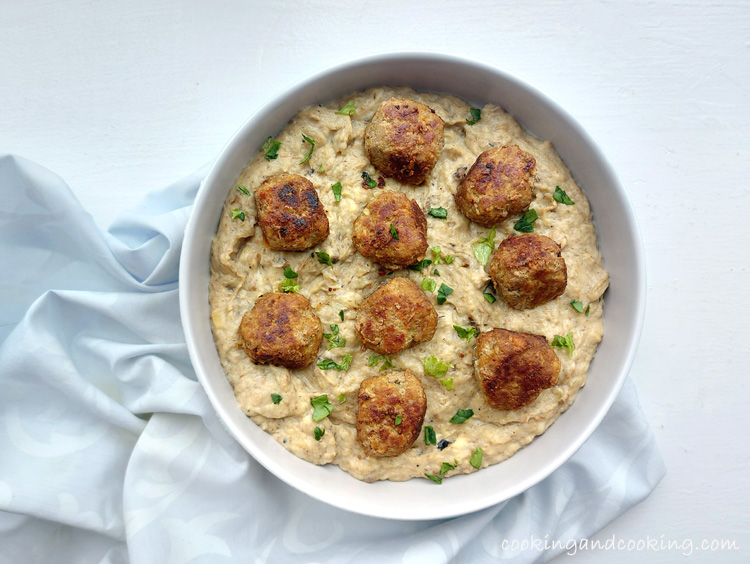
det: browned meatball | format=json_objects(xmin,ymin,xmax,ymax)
[
  {"xmin": 357, "ymin": 370, "xmax": 427, "ymax": 457},
  {"xmin": 355, "ymin": 278, "xmax": 438, "ymax": 355},
  {"xmin": 475, "ymin": 328, "xmax": 561, "ymax": 411},
  {"xmin": 455, "ymin": 145, "xmax": 536, "ymax": 227},
  {"xmin": 352, "ymin": 190, "xmax": 428, "ymax": 270},
  {"xmin": 489, "ymin": 233, "xmax": 567, "ymax": 310},
  {"xmin": 238, "ymin": 292, "xmax": 322, "ymax": 369},
  {"xmin": 255, "ymin": 174, "xmax": 329, "ymax": 251},
  {"xmin": 364, "ymin": 98, "xmax": 444, "ymax": 185}
]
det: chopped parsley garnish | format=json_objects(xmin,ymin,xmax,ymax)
[
  {"xmin": 362, "ymin": 171, "xmax": 377, "ymax": 189},
  {"xmin": 317, "ymin": 164, "xmax": 325, "ymax": 173},
  {"xmin": 231, "ymin": 209, "xmax": 246, "ymax": 221},
  {"xmin": 470, "ymin": 447, "xmax": 483, "ymax": 469},
  {"xmin": 436, "ymin": 283, "xmax": 453, "ymax": 305},
  {"xmin": 314, "ymin": 427, "xmax": 325, "ymax": 441},
  {"xmin": 271, "ymin": 394, "xmax": 282, "ymax": 404},
  {"xmin": 283, "ymin": 267, "xmax": 298, "ymax": 279},
  {"xmin": 422, "ymin": 278, "xmax": 437, "ymax": 292},
  {"xmin": 424, "ymin": 426, "xmax": 436, "ymax": 445},
  {"xmin": 338, "ymin": 310, "xmax": 344, "ymax": 321},
  {"xmin": 585, "ymin": 305, "xmax": 591, "ymax": 316},
  {"xmin": 553, "ymin": 186, "xmax": 575, "ymax": 205},
  {"xmin": 310, "ymin": 394, "xmax": 333, "ymax": 421},
  {"xmin": 408, "ymin": 259, "xmax": 432, "ymax": 272},
  {"xmin": 263, "ymin": 136, "xmax": 281, "ymax": 160},
  {"xmin": 280, "ymin": 266, "xmax": 300, "ymax": 293},
  {"xmin": 466, "ymin": 107, "xmax": 482, "ymax": 125},
  {"xmin": 551, "ymin": 333, "xmax": 575, "ymax": 357},
  {"xmin": 316, "ymin": 354, "xmax": 353, "ymax": 371},
  {"xmin": 300, "ymin": 134, "xmax": 315, "ymax": 164},
  {"xmin": 439, "ymin": 460, "xmax": 458, "ymax": 475},
  {"xmin": 472, "ymin": 227, "xmax": 496, "ymax": 265},
  {"xmin": 450, "ymin": 409, "xmax": 474, "ymax": 424},
  {"xmin": 431, "ymin": 246, "xmax": 454, "ymax": 265},
  {"xmin": 424, "ymin": 355, "xmax": 453, "ymax": 378},
  {"xmin": 570, "ymin": 300, "xmax": 585, "ymax": 314},
  {"xmin": 367, "ymin": 354, "xmax": 395, "ymax": 371},
  {"xmin": 425, "ymin": 472, "xmax": 443, "ymax": 484},
  {"xmin": 483, "ymin": 293, "xmax": 496, "ymax": 304},
  {"xmin": 433, "ymin": 269, "xmax": 440, "ymax": 276},
  {"xmin": 237, "ymin": 185, "xmax": 249, "ymax": 195},
  {"xmin": 427, "ymin": 207, "xmax": 448, "ymax": 219},
  {"xmin": 394, "ymin": 415, "xmax": 402, "ymax": 426},
  {"xmin": 440, "ymin": 378, "xmax": 455, "ymax": 391},
  {"xmin": 331, "ymin": 182, "xmax": 342, "ymax": 202},
  {"xmin": 514, "ymin": 209, "xmax": 539, "ymax": 233},
  {"xmin": 338, "ymin": 393, "xmax": 346, "ymax": 404},
  {"xmin": 315, "ymin": 251, "xmax": 333, "ymax": 267},
  {"xmin": 323, "ymin": 324, "xmax": 346, "ymax": 350},
  {"xmin": 336, "ymin": 100, "xmax": 357, "ymax": 115},
  {"xmin": 390, "ymin": 223, "xmax": 399, "ymax": 240},
  {"xmin": 453, "ymin": 325, "xmax": 479, "ymax": 342}
]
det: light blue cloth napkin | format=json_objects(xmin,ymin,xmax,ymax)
[{"xmin": 0, "ymin": 154, "xmax": 665, "ymax": 564}]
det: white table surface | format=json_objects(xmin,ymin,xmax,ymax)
[{"xmin": 2, "ymin": 1, "xmax": 748, "ymax": 562}]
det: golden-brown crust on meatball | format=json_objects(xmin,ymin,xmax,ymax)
[
  {"xmin": 352, "ymin": 190, "xmax": 428, "ymax": 270},
  {"xmin": 455, "ymin": 145, "xmax": 536, "ymax": 227},
  {"xmin": 489, "ymin": 233, "xmax": 567, "ymax": 310},
  {"xmin": 475, "ymin": 328, "xmax": 561, "ymax": 411},
  {"xmin": 355, "ymin": 277, "xmax": 438, "ymax": 355},
  {"xmin": 255, "ymin": 174, "xmax": 329, "ymax": 251},
  {"xmin": 356, "ymin": 370, "xmax": 427, "ymax": 457},
  {"xmin": 238, "ymin": 292, "xmax": 322, "ymax": 369},
  {"xmin": 365, "ymin": 98, "xmax": 444, "ymax": 185}
]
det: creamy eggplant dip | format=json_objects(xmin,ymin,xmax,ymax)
[{"xmin": 208, "ymin": 87, "xmax": 609, "ymax": 482}]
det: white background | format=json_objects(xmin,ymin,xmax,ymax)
[{"xmin": 2, "ymin": 1, "xmax": 748, "ymax": 562}]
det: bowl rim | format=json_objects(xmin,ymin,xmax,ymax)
[{"xmin": 179, "ymin": 51, "xmax": 646, "ymax": 520}]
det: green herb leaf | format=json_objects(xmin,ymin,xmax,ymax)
[
  {"xmin": 570, "ymin": 300, "xmax": 584, "ymax": 314},
  {"xmin": 316, "ymin": 354, "xmax": 353, "ymax": 371},
  {"xmin": 428, "ymin": 207, "xmax": 448, "ymax": 219},
  {"xmin": 585, "ymin": 305, "xmax": 591, "ymax": 316},
  {"xmin": 323, "ymin": 324, "xmax": 346, "ymax": 350},
  {"xmin": 483, "ymin": 293, "xmax": 496, "ymax": 303},
  {"xmin": 367, "ymin": 354, "xmax": 394, "ymax": 371},
  {"xmin": 470, "ymin": 447, "xmax": 483, "ymax": 469},
  {"xmin": 300, "ymin": 134, "xmax": 315, "ymax": 164},
  {"xmin": 425, "ymin": 472, "xmax": 443, "ymax": 484},
  {"xmin": 514, "ymin": 208, "xmax": 539, "ymax": 233},
  {"xmin": 237, "ymin": 185, "xmax": 249, "ymax": 195},
  {"xmin": 271, "ymin": 393, "xmax": 282, "ymax": 404},
  {"xmin": 466, "ymin": 107, "xmax": 482, "ymax": 125},
  {"xmin": 452, "ymin": 325, "xmax": 478, "ymax": 343},
  {"xmin": 283, "ymin": 267, "xmax": 298, "ymax": 278},
  {"xmin": 336, "ymin": 100, "xmax": 357, "ymax": 115},
  {"xmin": 280, "ymin": 276, "xmax": 300, "ymax": 293},
  {"xmin": 422, "ymin": 278, "xmax": 437, "ymax": 292},
  {"xmin": 424, "ymin": 426, "xmax": 436, "ymax": 445},
  {"xmin": 338, "ymin": 310, "xmax": 344, "ymax": 322},
  {"xmin": 445, "ymin": 255, "xmax": 455, "ymax": 264},
  {"xmin": 408, "ymin": 259, "xmax": 432, "ymax": 272},
  {"xmin": 317, "ymin": 164, "xmax": 325, "ymax": 173},
  {"xmin": 331, "ymin": 182, "xmax": 342, "ymax": 202},
  {"xmin": 338, "ymin": 393, "xmax": 346, "ymax": 404},
  {"xmin": 440, "ymin": 378, "xmax": 455, "ymax": 391},
  {"xmin": 394, "ymin": 415, "xmax": 402, "ymax": 425},
  {"xmin": 310, "ymin": 394, "xmax": 333, "ymax": 421},
  {"xmin": 231, "ymin": 209, "xmax": 246, "ymax": 221},
  {"xmin": 390, "ymin": 224, "xmax": 399, "ymax": 240},
  {"xmin": 314, "ymin": 426, "xmax": 325, "ymax": 441},
  {"xmin": 472, "ymin": 227, "xmax": 496, "ymax": 265},
  {"xmin": 439, "ymin": 460, "xmax": 458, "ymax": 475},
  {"xmin": 379, "ymin": 356, "xmax": 394, "ymax": 371},
  {"xmin": 437, "ymin": 283, "xmax": 453, "ymax": 305},
  {"xmin": 424, "ymin": 355, "xmax": 453, "ymax": 378},
  {"xmin": 315, "ymin": 251, "xmax": 333, "ymax": 267},
  {"xmin": 263, "ymin": 136, "xmax": 281, "ymax": 160},
  {"xmin": 362, "ymin": 171, "xmax": 377, "ymax": 189},
  {"xmin": 450, "ymin": 408, "xmax": 474, "ymax": 424},
  {"xmin": 431, "ymin": 246, "xmax": 454, "ymax": 265},
  {"xmin": 551, "ymin": 333, "xmax": 575, "ymax": 357},
  {"xmin": 553, "ymin": 186, "xmax": 575, "ymax": 205}
]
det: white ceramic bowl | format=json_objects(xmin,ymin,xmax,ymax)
[{"xmin": 179, "ymin": 52, "xmax": 645, "ymax": 520}]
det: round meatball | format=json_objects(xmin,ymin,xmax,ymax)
[
  {"xmin": 352, "ymin": 190, "xmax": 428, "ymax": 270},
  {"xmin": 355, "ymin": 277, "xmax": 438, "ymax": 355},
  {"xmin": 455, "ymin": 145, "xmax": 536, "ymax": 227},
  {"xmin": 475, "ymin": 328, "xmax": 561, "ymax": 411},
  {"xmin": 357, "ymin": 370, "xmax": 427, "ymax": 457},
  {"xmin": 255, "ymin": 174, "xmax": 329, "ymax": 251},
  {"xmin": 364, "ymin": 98, "xmax": 444, "ymax": 185},
  {"xmin": 238, "ymin": 292, "xmax": 322, "ymax": 369},
  {"xmin": 489, "ymin": 233, "xmax": 567, "ymax": 310}
]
